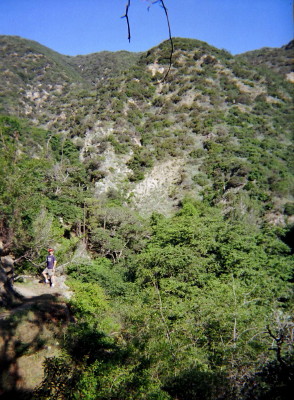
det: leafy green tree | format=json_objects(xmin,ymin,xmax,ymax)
[{"xmin": 86, "ymin": 200, "xmax": 150, "ymax": 261}]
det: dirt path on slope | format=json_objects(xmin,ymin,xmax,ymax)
[
  {"xmin": 0, "ymin": 276, "xmax": 72, "ymax": 319},
  {"xmin": 14, "ymin": 275, "xmax": 73, "ymax": 299},
  {"xmin": 0, "ymin": 277, "xmax": 73, "ymax": 397}
]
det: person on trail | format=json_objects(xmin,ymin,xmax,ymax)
[{"xmin": 42, "ymin": 248, "xmax": 57, "ymax": 287}]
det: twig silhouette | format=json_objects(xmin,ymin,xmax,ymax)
[
  {"xmin": 122, "ymin": 0, "xmax": 174, "ymax": 80},
  {"xmin": 152, "ymin": 0, "xmax": 174, "ymax": 81},
  {"xmin": 122, "ymin": 0, "xmax": 131, "ymax": 42}
]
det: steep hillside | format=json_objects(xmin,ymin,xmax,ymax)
[
  {"xmin": 0, "ymin": 36, "xmax": 293, "ymax": 221},
  {"xmin": 0, "ymin": 35, "xmax": 86, "ymax": 115},
  {"xmin": 237, "ymin": 39, "xmax": 294, "ymax": 81},
  {"xmin": 65, "ymin": 50, "xmax": 141, "ymax": 84},
  {"xmin": 0, "ymin": 35, "xmax": 139, "ymax": 118}
]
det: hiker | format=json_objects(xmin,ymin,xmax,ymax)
[{"xmin": 42, "ymin": 248, "xmax": 57, "ymax": 287}]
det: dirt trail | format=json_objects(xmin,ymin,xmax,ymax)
[
  {"xmin": 0, "ymin": 276, "xmax": 72, "ymax": 320},
  {"xmin": 13, "ymin": 276, "xmax": 72, "ymax": 300},
  {"xmin": 0, "ymin": 277, "xmax": 73, "ymax": 395}
]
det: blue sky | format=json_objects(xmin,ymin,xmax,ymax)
[{"xmin": 0, "ymin": 0, "xmax": 293, "ymax": 55}]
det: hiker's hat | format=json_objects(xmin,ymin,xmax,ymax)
[{"xmin": 48, "ymin": 248, "xmax": 54, "ymax": 252}]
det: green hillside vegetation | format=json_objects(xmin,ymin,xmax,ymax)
[
  {"xmin": 0, "ymin": 35, "xmax": 293, "ymax": 399},
  {"xmin": 237, "ymin": 39, "xmax": 294, "ymax": 77},
  {"xmin": 65, "ymin": 50, "xmax": 141, "ymax": 84},
  {"xmin": 0, "ymin": 35, "xmax": 139, "ymax": 119},
  {"xmin": 0, "ymin": 36, "xmax": 86, "ymax": 115}
]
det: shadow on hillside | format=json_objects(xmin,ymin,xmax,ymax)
[
  {"xmin": 0, "ymin": 293, "xmax": 71, "ymax": 399},
  {"xmin": 163, "ymin": 366, "xmax": 235, "ymax": 400},
  {"xmin": 0, "ymin": 389, "xmax": 32, "ymax": 400}
]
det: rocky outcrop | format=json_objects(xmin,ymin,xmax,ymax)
[{"xmin": 0, "ymin": 255, "xmax": 22, "ymax": 307}]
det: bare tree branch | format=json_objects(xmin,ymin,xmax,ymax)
[
  {"xmin": 153, "ymin": 0, "xmax": 174, "ymax": 81},
  {"xmin": 122, "ymin": 0, "xmax": 174, "ymax": 80},
  {"xmin": 266, "ymin": 324, "xmax": 286, "ymax": 366},
  {"xmin": 122, "ymin": 0, "xmax": 131, "ymax": 42}
]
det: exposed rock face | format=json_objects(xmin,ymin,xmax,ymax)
[
  {"xmin": 129, "ymin": 159, "xmax": 185, "ymax": 215},
  {"xmin": 286, "ymin": 72, "xmax": 294, "ymax": 83}
]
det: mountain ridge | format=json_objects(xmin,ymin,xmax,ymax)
[
  {"xmin": 0, "ymin": 34, "xmax": 293, "ymax": 220},
  {"xmin": 237, "ymin": 38, "xmax": 294, "ymax": 79}
]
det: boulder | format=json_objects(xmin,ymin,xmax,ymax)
[{"xmin": 0, "ymin": 255, "xmax": 22, "ymax": 306}]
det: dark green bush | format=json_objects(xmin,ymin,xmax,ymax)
[{"xmin": 284, "ymin": 203, "xmax": 294, "ymax": 216}]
